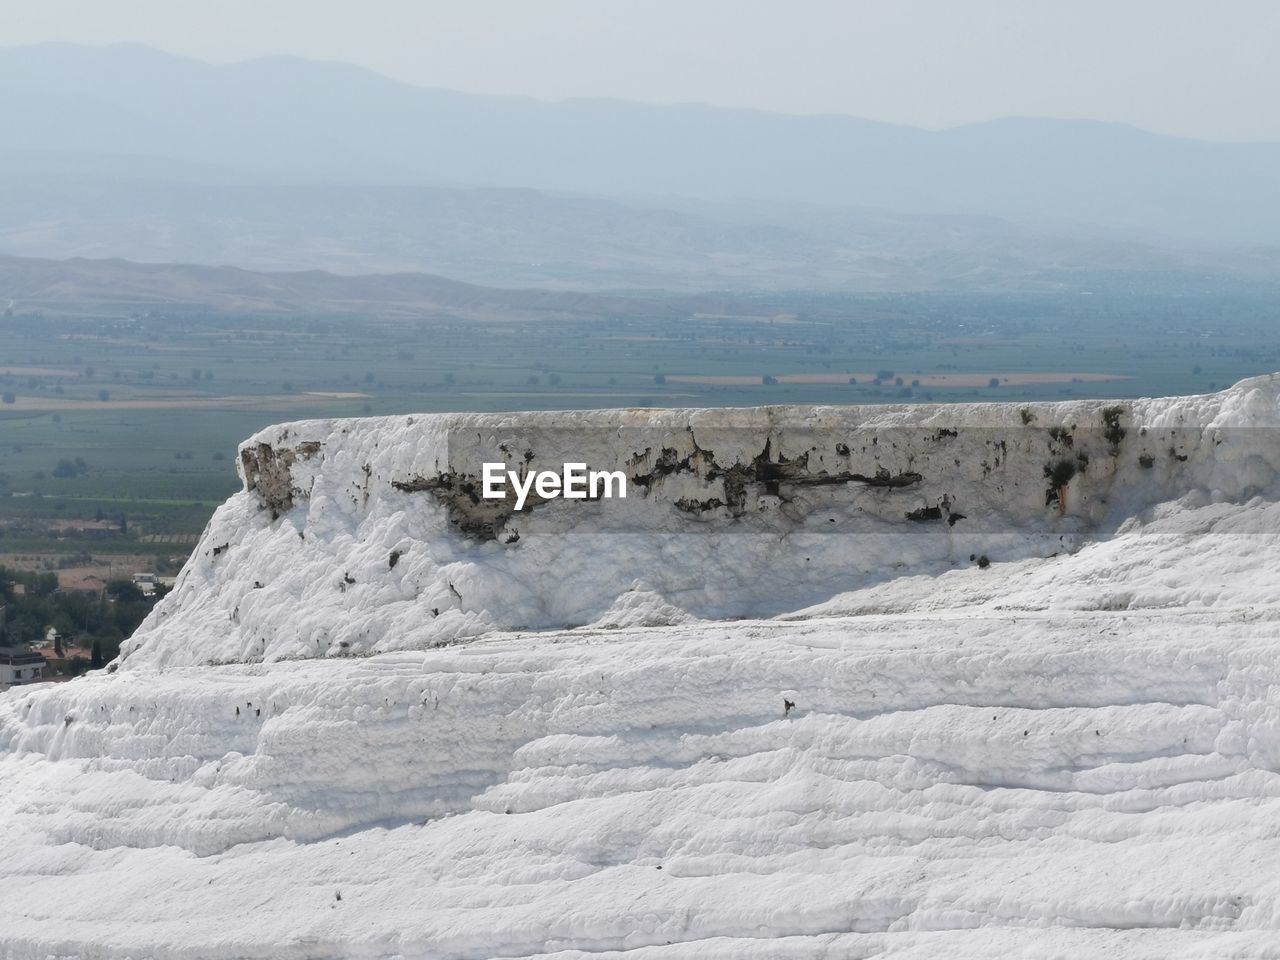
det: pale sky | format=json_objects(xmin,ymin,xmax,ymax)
[{"xmin": 8, "ymin": 0, "xmax": 1280, "ymax": 142}]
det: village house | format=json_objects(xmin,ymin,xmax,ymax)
[{"xmin": 0, "ymin": 647, "xmax": 46, "ymax": 689}]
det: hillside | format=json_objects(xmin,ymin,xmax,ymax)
[
  {"xmin": 7, "ymin": 165, "xmax": 1276, "ymax": 293},
  {"xmin": 0, "ymin": 254, "xmax": 694, "ymax": 319},
  {"xmin": 4, "ymin": 43, "xmax": 1280, "ymax": 293},
  {"xmin": 5, "ymin": 378, "xmax": 1280, "ymax": 955},
  {"xmin": 4, "ymin": 43, "xmax": 1280, "ymax": 243}
]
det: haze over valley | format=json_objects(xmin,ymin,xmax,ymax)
[{"xmin": 3, "ymin": 43, "xmax": 1280, "ymax": 292}]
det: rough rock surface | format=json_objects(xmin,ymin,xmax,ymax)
[
  {"xmin": 4, "ymin": 377, "xmax": 1280, "ymax": 958},
  {"xmin": 123, "ymin": 378, "xmax": 1279, "ymax": 668}
]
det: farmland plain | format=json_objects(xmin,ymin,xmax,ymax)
[{"xmin": 3, "ymin": 284, "xmax": 1279, "ymax": 569}]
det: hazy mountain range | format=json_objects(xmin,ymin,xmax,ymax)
[
  {"xmin": 0, "ymin": 253, "xmax": 796, "ymax": 322},
  {"xmin": 2, "ymin": 42, "xmax": 1279, "ymax": 293}
]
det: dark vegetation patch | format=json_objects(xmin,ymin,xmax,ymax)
[
  {"xmin": 905, "ymin": 506, "xmax": 943, "ymax": 522},
  {"xmin": 1100, "ymin": 405, "xmax": 1127, "ymax": 452},
  {"xmin": 1044, "ymin": 459, "xmax": 1077, "ymax": 510},
  {"xmin": 1046, "ymin": 426, "xmax": 1073, "ymax": 447}
]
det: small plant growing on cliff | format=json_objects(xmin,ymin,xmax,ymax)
[
  {"xmin": 1101, "ymin": 405, "xmax": 1127, "ymax": 453},
  {"xmin": 1020, "ymin": 408, "xmax": 1036, "ymax": 425},
  {"xmin": 1046, "ymin": 460, "xmax": 1076, "ymax": 489},
  {"xmin": 977, "ymin": 555, "xmax": 990, "ymax": 569},
  {"xmin": 1044, "ymin": 459, "xmax": 1077, "ymax": 515}
]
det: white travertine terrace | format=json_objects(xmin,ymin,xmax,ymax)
[
  {"xmin": 5, "ymin": 376, "xmax": 1280, "ymax": 958},
  {"xmin": 118, "ymin": 375, "xmax": 1280, "ymax": 668}
]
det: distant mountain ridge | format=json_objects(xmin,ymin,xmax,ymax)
[
  {"xmin": 10, "ymin": 170, "xmax": 1273, "ymax": 293},
  {"xmin": 3, "ymin": 42, "xmax": 1280, "ymax": 245},
  {"xmin": 0, "ymin": 253, "xmax": 636, "ymax": 317},
  {"xmin": 0, "ymin": 253, "xmax": 757, "ymax": 319},
  {"xmin": 2, "ymin": 43, "xmax": 1280, "ymax": 293}
]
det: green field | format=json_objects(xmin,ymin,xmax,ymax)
[{"xmin": 2, "ymin": 289, "xmax": 1278, "ymax": 560}]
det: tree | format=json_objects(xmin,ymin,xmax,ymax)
[
  {"xmin": 988, "ymin": 378, "xmax": 1001, "ymax": 389},
  {"xmin": 107, "ymin": 578, "xmax": 146, "ymax": 604},
  {"xmin": 90, "ymin": 639, "xmax": 104, "ymax": 670},
  {"xmin": 1, "ymin": 392, "xmax": 14, "ymax": 404},
  {"xmin": 653, "ymin": 374, "xmax": 666, "ymax": 385},
  {"xmin": 98, "ymin": 389, "xmax": 110, "ymax": 402}
]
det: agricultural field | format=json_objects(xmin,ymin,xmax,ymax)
[{"xmin": 2, "ymin": 288, "xmax": 1278, "ymax": 568}]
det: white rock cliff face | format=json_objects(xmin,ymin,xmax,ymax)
[
  {"xmin": 120, "ymin": 376, "xmax": 1280, "ymax": 669},
  {"xmin": 5, "ymin": 377, "xmax": 1280, "ymax": 959}
]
